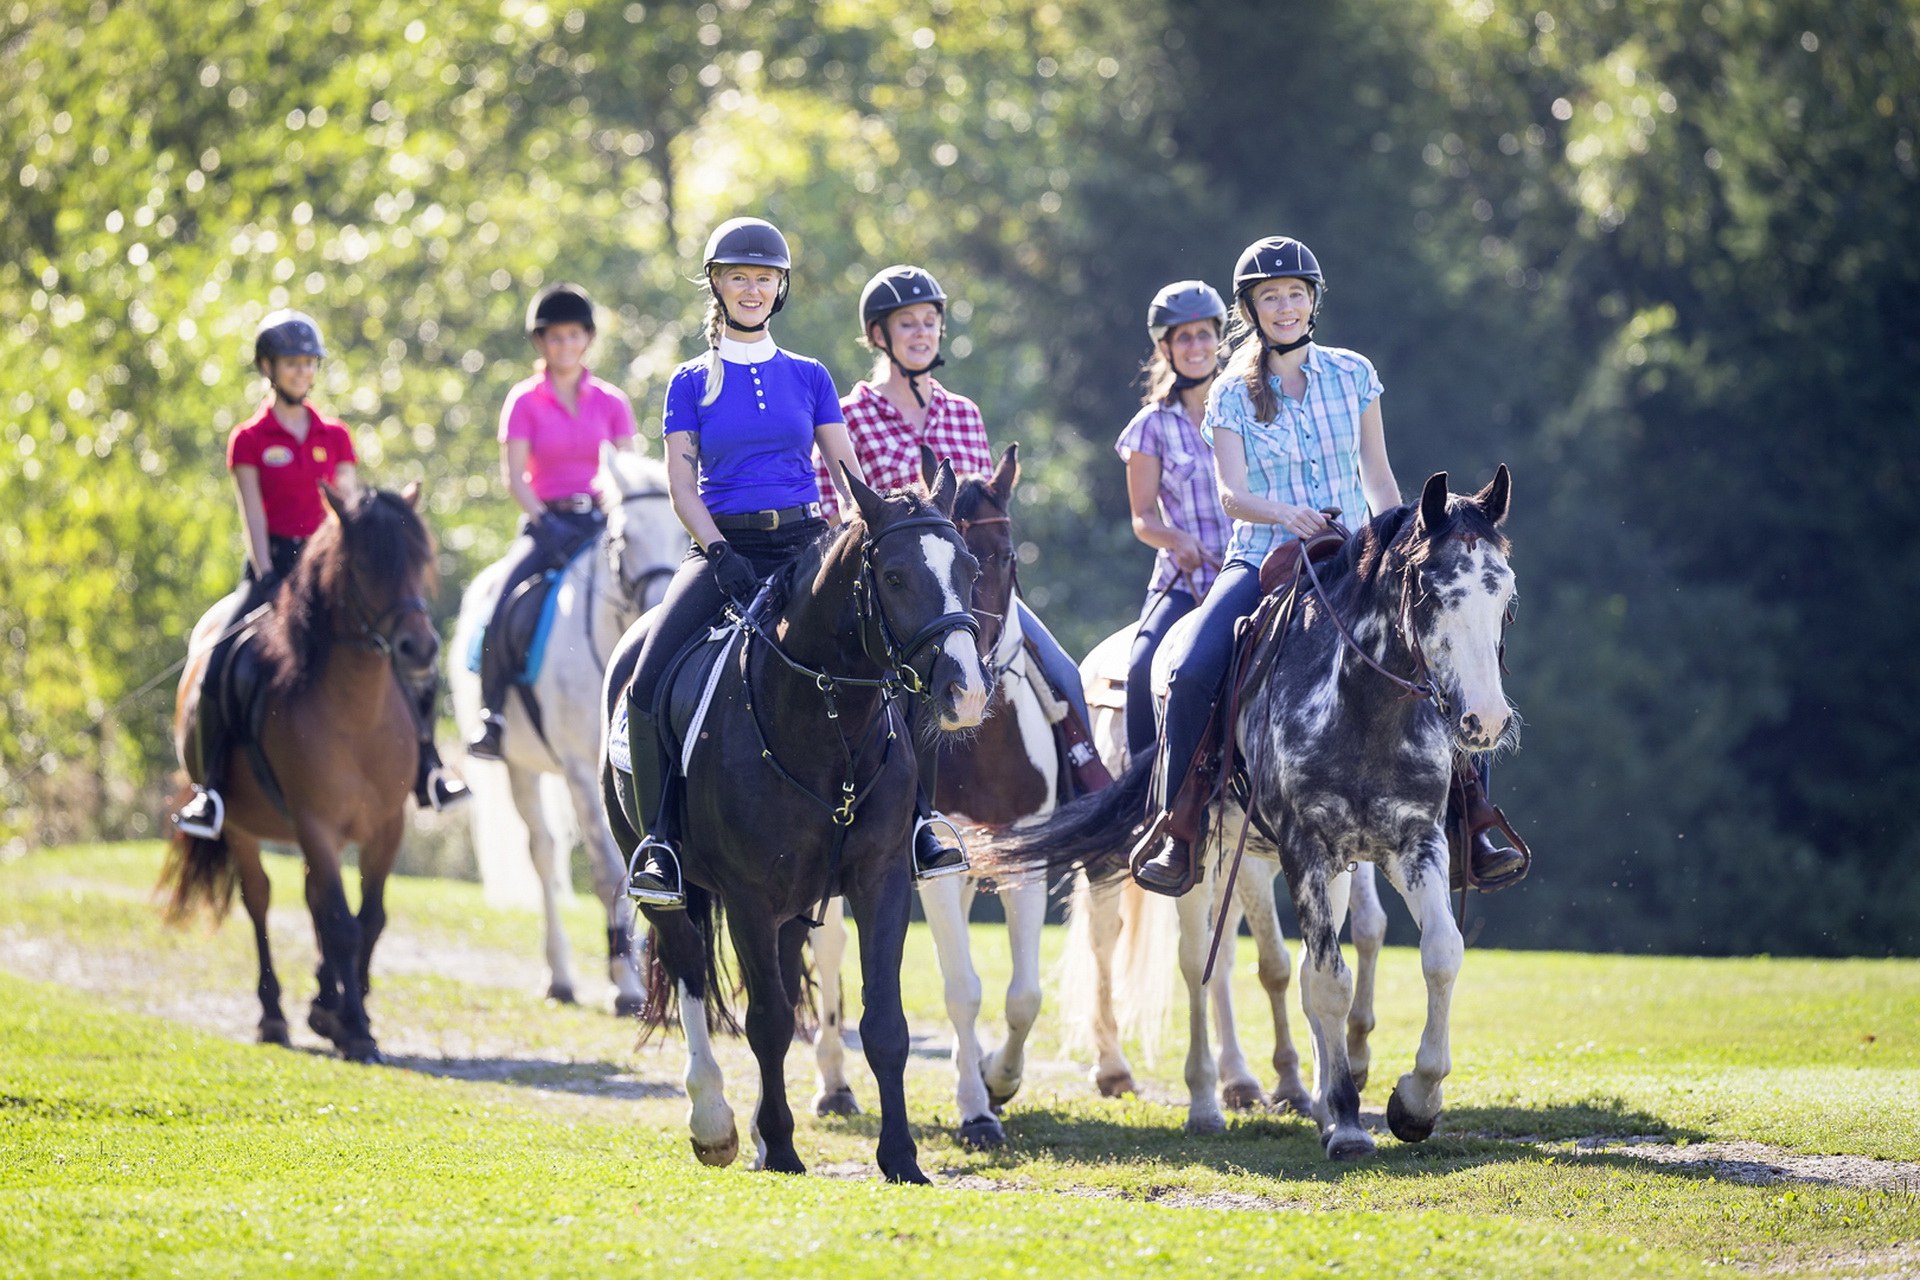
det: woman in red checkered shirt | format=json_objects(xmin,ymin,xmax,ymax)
[{"xmin": 818, "ymin": 264, "xmax": 1094, "ymax": 742}]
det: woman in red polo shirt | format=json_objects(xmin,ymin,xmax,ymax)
[
  {"xmin": 175, "ymin": 311, "xmax": 465, "ymax": 840},
  {"xmin": 465, "ymin": 284, "xmax": 638, "ymax": 761}
]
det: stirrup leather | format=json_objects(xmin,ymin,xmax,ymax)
[
  {"xmin": 173, "ymin": 786, "xmax": 226, "ymax": 841},
  {"xmin": 625, "ymin": 836, "xmax": 686, "ymax": 908},
  {"xmin": 912, "ymin": 812, "xmax": 971, "ymax": 882}
]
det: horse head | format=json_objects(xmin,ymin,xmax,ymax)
[
  {"xmin": 598, "ymin": 442, "xmax": 682, "ymax": 614},
  {"xmin": 844, "ymin": 463, "xmax": 990, "ymax": 730},
  {"xmin": 921, "ymin": 442, "xmax": 1019, "ymax": 663},
  {"xmin": 316, "ymin": 482, "xmax": 440, "ymax": 680},
  {"xmin": 1404, "ymin": 465, "xmax": 1515, "ymax": 754}
]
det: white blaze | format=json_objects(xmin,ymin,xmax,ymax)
[{"xmin": 919, "ymin": 531, "xmax": 988, "ymax": 727}]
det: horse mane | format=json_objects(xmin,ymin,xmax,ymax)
[
  {"xmin": 259, "ymin": 488, "xmax": 436, "ymax": 697},
  {"xmin": 1317, "ymin": 490, "xmax": 1511, "ymax": 611},
  {"xmin": 952, "ymin": 474, "xmax": 1007, "ymax": 525}
]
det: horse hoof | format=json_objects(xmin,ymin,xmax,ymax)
[
  {"xmin": 957, "ymin": 1115, "xmax": 1005, "ymax": 1149},
  {"xmin": 1094, "ymin": 1071, "xmax": 1136, "ymax": 1098},
  {"xmin": 1183, "ymin": 1113, "xmax": 1227, "ymax": 1136},
  {"xmin": 1386, "ymin": 1089, "xmax": 1437, "ymax": 1143},
  {"xmin": 343, "ymin": 1039, "xmax": 384, "ymax": 1065},
  {"xmin": 1221, "ymin": 1080, "xmax": 1266, "ymax": 1112},
  {"xmin": 813, "ymin": 1087, "xmax": 862, "ymax": 1118},
  {"xmin": 691, "ymin": 1130, "xmax": 740, "ymax": 1167},
  {"xmin": 1272, "ymin": 1088, "xmax": 1314, "ymax": 1118},
  {"xmin": 1350, "ymin": 1066, "xmax": 1369, "ymax": 1093},
  {"xmin": 1324, "ymin": 1127, "xmax": 1377, "ymax": 1161},
  {"xmin": 884, "ymin": 1163, "xmax": 932, "ymax": 1185},
  {"xmin": 258, "ymin": 1018, "xmax": 291, "ymax": 1048},
  {"xmin": 546, "ymin": 983, "xmax": 577, "ymax": 1005},
  {"xmin": 613, "ymin": 994, "xmax": 646, "ymax": 1018},
  {"xmin": 308, "ymin": 1007, "xmax": 347, "ymax": 1044},
  {"xmin": 763, "ymin": 1150, "xmax": 807, "ymax": 1175}
]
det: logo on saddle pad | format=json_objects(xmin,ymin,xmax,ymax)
[{"xmin": 261, "ymin": 445, "xmax": 296, "ymax": 467}]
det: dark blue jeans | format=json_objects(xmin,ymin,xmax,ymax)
[
  {"xmin": 1156, "ymin": 560, "xmax": 1262, "ymax": 810},
  {"xmin": 1015, "ymin": 600, "xmax": 1091, "ymax": 734},
  {"xmin": 1125, "ymin": 586, "xmax": 1197, "ymax": 758}
]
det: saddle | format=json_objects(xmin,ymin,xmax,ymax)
[
  {"xmin": 608, "ymin": 607, "xmax": 750, "ymax": 841},
  {"xmin": 190, "ymin": 605, "xmax": 292, "ymax": 819}
]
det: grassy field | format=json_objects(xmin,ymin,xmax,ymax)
[{"xmin": 2, "ymin": 842, "xmax": 1917, "ymax": 1277}]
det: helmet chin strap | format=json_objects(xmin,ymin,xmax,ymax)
[
  {"xmin": 885, "ymin": 343, "xmax": 945, "ymax": 408},
  {"xmin": 1263, "ymin": 319, "xmax": 1315, "ymax": 358},
  {"xmin": 265, "ymin": 368, "xmax": 307, "ymax": 407},
  {"xmin": 711, "ymin": 272, "xmax": 789, "ymax": 335}
]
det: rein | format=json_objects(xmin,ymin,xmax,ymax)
[
  {"xmin": 733, "ymin": 511, "xmax": 980, "ymax": 924},
  {"xmin": 586, "ymin": 485, "xmax": 678, "ymax": 668}
]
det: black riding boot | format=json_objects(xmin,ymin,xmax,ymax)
[
  {"xmin": 411, "ymin": 680, "xmax": 469, "ymax": 811},
  {"xmin": 1131, "ymin": 730, "xmax": 1208, "ymax": 897},
  {"xmin": 910, "ymin": 717, "xmax": 967, "ymax": 881},
  {"xmin": 466, "ymin": 658, "xmax": 510, "ymax": 762},
  {"xmin": 622, "ymin": 704, "xmax": 686, "ymax": 910}
]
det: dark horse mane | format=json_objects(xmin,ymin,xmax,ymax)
[
  {"xmin": 952, "ymin": 474, "xmax": 1007, "ymax": 524},
  {"xmin": 1315, "ymin": 490, "xmax": 1510, "ymax": 614},
  {"xmin": 766, "ymin": 486, "xmax": 953, "ymax": 605},
  {"xmin": 260, "ymin": 488, "xmax": 436, "ymax": 697}
]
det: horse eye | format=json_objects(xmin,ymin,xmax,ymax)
[{"xmin": 884, "ymin": 571, "xmax": 904, "ymax": 589}]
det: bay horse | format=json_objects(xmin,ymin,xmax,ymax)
[
  {"xmin": 449, "ymin": 445, "xmax": 684, "ymax": 1014},
  {"xmin": 809, "ymin": 443, "xmax": 1062, "ymax": 1149},
  {"xmin": 985, "ymin": 469, "xmax": 1518, "ymax": 1159},
  {"xmin": 600, "ymin": 467, "xmax": 989, "ymax": 1182},
  {"xmin": 163, "ymin": 484, "xmax": 441, "ymax": 1063}
]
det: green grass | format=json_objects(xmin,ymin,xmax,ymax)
[{"xmin": 3, "ymin": 842, "xmax": 1918, "ymax": 1277}]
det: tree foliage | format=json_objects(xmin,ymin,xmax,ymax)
[{"xmin": 4, "ymin": 0, "xmax": 1915, "ymax": 953}]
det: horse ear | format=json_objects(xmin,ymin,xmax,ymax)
[
  {"xmin": 919, "ymin": 444, "xmax": 939, "ymax": 489},
  {"xmin": 989, "ymin": 442, "xmax": 1020, "ymax": 506},
  {"xmin": 1418, "ymin": 471, "xmax": 1450, "ymax": 537},
  {"xmin": 841, "ymin": 462, "xmax": 888, "ymax": 528},
  {"xmin": 400, "ymin": 480, "xmax": 422, "ymax": 509},
  {"xmin": 930, "ymin": 459, "xmax": 959, "ymax": 518},
  {"xmin": 323, "ymin": 483, "xmax": 350, "ymax": 522},
  {"xmin": 1474, "ymin": 463, "xmax": 1511, "ymax": 526}
]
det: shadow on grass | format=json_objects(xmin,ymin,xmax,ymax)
[{"xmin": 384, "ymin": 1055, "xmax": 682, "ymax": 1101}]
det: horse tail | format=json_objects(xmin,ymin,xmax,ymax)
[
  {"xmin": 158, "ymin": 784, "xmax": 238, "ymax": 925},
  {"xmin": 1114, "ymin": 876, "xmax": 1178, "ymax": 1065},
  {"xmin": 977, "ymin": 747, "xmax": 1156, "ymax": 881},
  {"xmin": 636, "ymin": 887, "xmax": 739, "ymax": 1040}
]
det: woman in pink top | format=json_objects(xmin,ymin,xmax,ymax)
[{"xmin": 468, "ymin": 284, "xmax": 638, "ymax": 760}]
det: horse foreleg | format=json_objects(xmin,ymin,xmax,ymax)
[
  {"xmin": 1382, "ymin": 850, "xmax": 1462, "ymax": 1144},
  {"xmin": 848, "ymin": 872, "xmax": 928, "ymax": 1185},
  {"xmin": 1208, "ymin": 890, "xmax": 1267, "ymax": 1113},
  {"xmin": 918, "ymin": 874, "xmax": 1000, "ymax": 1147},
  {"xmin": 1237, "ymin": 868, "xmax": 1311, "ymax": 1115},
  {"xmin": 1174, "ymin": 883, "xmax": 1224, "ymax": 1134},
  {"xmin": 981, "ymin": 874, "xmax": 1046, "ymax": 1111},
  {"xmin": 1290, "ymin": 865, "xmax": 1372, "ymax": 1160},
  {"xmin": 731, "ymin": 911, "xmax": 802, "ymax": 1174},
  {"xmin": 1346, "ymin": 861, "xmax": 1387, "ymax": 1093},
  {"xmin": 562, "ymin": 757, "xmax": 645, "ymax": 1017},
  {"xmin": 298, "ymin": 825, "xmax": 378, "ymax": 1063},
  {"xmin": 508, "ymin": 763, "xmax": 577, "ymax": 1005},
  {"xmin": 807, "ymin": 896, "xmax": 861, "ymax": 1116},
  {"xmin": 355, "ymin": 813, "xmax": 403, "ymax": 1001},
  {"xmin": 652, "ymin": 909, "xmax": 737, "ymax": 1167},
  {"xmin": 1082, "ymin": 872, "xmax": 1135, "ymax": 1097},
  {"xmin": 232, "ymin": 830, "xmax": 288, "ymax": 1047}
]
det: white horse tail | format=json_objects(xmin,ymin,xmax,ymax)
[
  {"xmin": 1114, "ymin": 877, "xmax": 1178, "ymax": 1066},
  {"xmin": 1053, "ymin": 876, "xmax": 1101, "ymax": 1059}
]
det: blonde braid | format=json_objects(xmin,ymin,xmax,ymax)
[{"xmin": 697, "ymin": 289, "xmax": 728, "ymax": 408}]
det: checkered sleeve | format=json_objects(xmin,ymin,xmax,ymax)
[{"xmin": 922, "ymin": 391, "xmax": 993, "ymax": 480}]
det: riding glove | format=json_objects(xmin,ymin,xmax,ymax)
[{"xmin": 706, "ymin": 540, "xmax": 760, "ymax": 604}]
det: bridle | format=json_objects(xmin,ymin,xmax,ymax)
[
  {"xmin": 851, "ymin": 513, "xmax": 982, "ymax": 697},
  {"xmin": 952, "ymin": 510, "xmax": 1015, "ymax": 679},
  {"xmin": 342, "ymin": 568, "xmax": 432, "ymax": 664},
  {"xmin": 602, "ymin": 486, "xmax": 680, "ymax": 612}
]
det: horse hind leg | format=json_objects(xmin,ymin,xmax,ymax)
[
  {"xmin": 1382, "ymin": 850, "xmax": 1462, "ymax": 1145},
  {"xmin": 1346, "ymin": 862, "xmax": 1388, "ymax": 1093},
  {"xmin": 1291, "ymin": 864, "xmax": 1373, "ymax": 1160},
  {"xmin": 1208, "ymin": 892, "xmax": 1268, "ymax": 1113},
  {"xmin": 807, "ymin": 897, "xmax": 861, "ymax": 1117},
  {"xmin": 232, "ymin": 831, "xmax": 288, "ymax": 1046},
  {"xmin": 1235, "ymin": 867, "xmax": 1311, "ymax": 1115},
  {"xmin": 562, "ymin": 756, "xmax": 646, "ymax": 1017},
  {"xmin": 509, "ymin": 763, "xmax": 578, "ymax": 1005},
  {"xmin": 655, "ymin": 909, "xmax": 738, "ymax": 1166},
  {"xmin": 1081, "ymin": 872, "xmax": 1136, "ymax": 1097},
  {"xmin": 1175, "ymin": 883, "xmax": 1225, "ymax": 1134},
  {"xmin": 981, "ymin": 874, "xmax": 1047, "ymax": 1111}
]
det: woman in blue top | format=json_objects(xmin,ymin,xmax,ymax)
[{"xmin": 623, "ymin": 217, "xmax": 965, "ymax": 908}]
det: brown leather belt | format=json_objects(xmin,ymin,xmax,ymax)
[{"xmin": 712, "ymin": 502, "xmax": 821, "ymax": 532}]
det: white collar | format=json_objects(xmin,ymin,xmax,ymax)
[{"xmin": 718, "ymin": 335, "xmax": 777, "ymax": 365}]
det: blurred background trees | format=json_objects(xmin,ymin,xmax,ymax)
[{"xmin": 4, "ymin": 0, "xmax": 1914, "ymax": 953}]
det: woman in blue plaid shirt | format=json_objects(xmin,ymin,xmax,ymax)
[{"xmin": 1132, "ymin": 237, "xmax": 1404, "ymax": 895}]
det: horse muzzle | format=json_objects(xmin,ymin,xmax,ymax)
[{"xmin": 931, "ymin": 630, "xmax": 989, "ymax": 730}]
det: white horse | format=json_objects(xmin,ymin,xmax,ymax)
[
  {"xmin": 808, "ymin": 452, "xmax": 1064, "ymax": 1148},
  {"xmin": 450, "ymin": 444, "xmax": 685, "ymax": 1013},
  {"xmin": 1063, "ymin": 622, "xmax": 1384, "ymax": 1134}
]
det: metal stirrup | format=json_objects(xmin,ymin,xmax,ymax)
[
  {"xmin": 173, "ymin": 786, "xmax": 226, "ymax": 841},
  {"xmin": 912, "ymin": 812, "xmax": 970, "ymax": 882},
  {"xmin": 625, "ymin": 836, "xmax": 685, "ymax": 906}
]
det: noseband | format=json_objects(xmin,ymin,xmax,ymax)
[{"xmin": 343, "ymin": 571, "xmax": 432, "ymax": 662}]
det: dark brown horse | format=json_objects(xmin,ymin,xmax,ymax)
[{"xmin": 163, "ymin": 484, "xmax": 440, "ymax": 1063}]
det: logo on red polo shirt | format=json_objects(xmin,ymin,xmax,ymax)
[
  {"xmin": 312, "ymin": 446, "xmax": 328, "ymax": 463},
  {"xmin": 262, "ymin": 445, "xmax": 295, "ymax": 467}
]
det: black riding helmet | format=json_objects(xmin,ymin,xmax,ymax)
[
  {"xmin": 1233, "ymin": 236, "xmax": 1326, "ymax": 354},
  {"xmin": 526, "ymin": 282, "xmax": 596, "ymax": 335},
  {"xmin": 703, "ymin": 217, "xmax": 791, "ymax": 327},
  {"xmin": 860, "ymin": 264, "xmax": 948, "ymax": 407},
  {"xmin": 253, "ymin": 309, "xmax": 327, "ymax": 366},
  {"xmin": 1147, "ymin": 280, "xmax": 1227, "ymax": 342}
]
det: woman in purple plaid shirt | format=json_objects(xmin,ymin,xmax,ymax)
[{"xmin": 1115, "ymin": 280, "xmax": 1231, "ymax": 758}]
